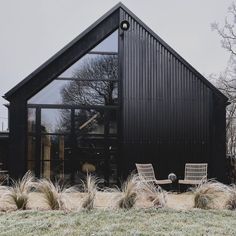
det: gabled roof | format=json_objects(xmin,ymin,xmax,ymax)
[{"xmin": 4, "ymin": 2, "xmax": 228, "ymax": 102}]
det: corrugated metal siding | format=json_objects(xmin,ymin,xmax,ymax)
[{"xmin": 120, "ymin": 10, "xmax": 214, "ymax": 178}]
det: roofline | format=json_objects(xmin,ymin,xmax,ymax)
[
  {"xmin": 119, "ymin": 4, "xmax": 228, "ymax": 102},
  {"xmin": 4, "ymin": 2, "xmax": 123, "ymax": 100},
  {"xmin": 4, "ymin": 2, "xmax": 228, "ymax": 102}
]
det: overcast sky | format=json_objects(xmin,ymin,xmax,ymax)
[{"xmin": 0, "ymin": 0, "xmax": 232, "ymax": 130}]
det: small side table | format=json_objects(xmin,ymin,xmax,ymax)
[{"xmin": 168, "ymin": 173, "xmax": 178, "ymax": 192}]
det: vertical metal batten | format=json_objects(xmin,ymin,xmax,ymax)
[{"xmin": 117, "ymin": 9, "xmax": 124, "ymax": 180}]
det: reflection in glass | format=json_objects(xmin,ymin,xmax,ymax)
[
  {"xmin": 73, "ymin": 137, "xmax": 106, "ymax": 180},
  {"xmin": 59, "ymin": 30, "xmax": 118, "ymax": 78},
  {"xmin": 28, "ymin": 108, "xmax": 36, "ymax": 132},
  {"xmin": 28, "ymin": 79, "xmax": 118, "ymax": 106},
  {"xmin": 28, "ymin": 55, "xmax": 118, "ymax": 105},
  {"xmin": 108, "ymin": 144, "xmax": 118, "ymax": 184},
  {"xmin": 41, "ymin": 135, "xmax": 71, "ymax": 179},
  {"xmin": 41, "ymin": 109, "xmax": 71, "ymax": 133},
  {"xmin": 68, "ymin": 55, "xmax": 117, "ymax": 80},
  {"xmin": 28, "ymin": 80, "xmax": 69, "ymax": 104},
  {"xmin": 27, "ymin": 135, "xmax": 36, "ymax": 171},
  {"xmin": 107, "ymin": 110, "xmax": 117, "ymax": 134},
  {"xmin": 26, "ymin": 29, "xmax": 119, "ymax": 183},
  {"xmin": 62, "ymin": 80, "xmax": 118, "ymax": 106},
  {"xmin": 72, "ymin": 138, "xmax": 118, "ymax": 183},
  {"xmin": 75, "ymin": 109, "xmax": 104, "ymax": 136},
  {"xmin": 59, "ymin": 54, "xmax": 118, "ymax": 79},
  {"xmin": 91, "ymin": 30, "xmax": 118, "ymax": 52}
]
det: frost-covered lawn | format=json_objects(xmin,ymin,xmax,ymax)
[{"xmin": 0, "ymin": 209, "xmax": 235, "ymax": 236}]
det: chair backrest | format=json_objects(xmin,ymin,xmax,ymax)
[
  {"xmin": 184, "ymin": 163, "xmax": 208, "ymax": 181},
  {"xmin": 135, "ymin": 163, "xmax": 156, "ymax": 181}
]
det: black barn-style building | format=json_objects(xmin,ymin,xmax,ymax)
[{"xmin": 4, "ymin": 3, "xmax": 228, "ymax": 183}]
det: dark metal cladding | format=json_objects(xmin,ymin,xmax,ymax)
[{"xmin": 120, "ymin": 9, "xmax": 227, "ymax": 181}]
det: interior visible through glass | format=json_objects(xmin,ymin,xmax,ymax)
[
  {"xmin": 41, "ymin": 109, "xmax": 71, "ymax": 134},
  {"xmin": 27, "ymin": 30, "xmax": 119, "ymax": 184}
]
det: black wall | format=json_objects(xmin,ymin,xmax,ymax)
[
  {"xmin": 0, "ymin": 135, "xmax": 9, "ymax": 170},
  {"xmin": 120, "ymin": 9, "xmax": 227, "ymax": 181},
  {"xmin": 8, "ymin": 99, "xmax": 27, "ymax": 178}
]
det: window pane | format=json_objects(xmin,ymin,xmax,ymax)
[
  {"xmin": 28, "ymin": 108, "xmax": 36, "ymax": 132},
  {"xmin": 28, "ymin": 80, "xmax": 69, "ymax": 104},
  {"xmin": 74, "ymin": 138, "xmax": 106, "ymax": 180},
  {"xmin": 108, "ymin": 144, "xmax": 118, "ymax": 184},
  {"xmin": 27, "ymin": 135, "xmax": 36, "ymax": 161},
  {"xmin": 27, "ymin": 161, "xmax": 35, "ymax": 172},
  {"xmin": 62, "ymin": 80, "xmax": 118, "ymax": 106},
  {"xmin": 108, "ymin": 110, "xmax": 117, "ymax": 135},
  {"xmin": 27, "ymin": 135, "xmax": 36, "ymax": 172},
  {"xmin": 59, "ymin": 30, "xmax": 118, "ymax": 79},
  {"xmin": 59, "ymin": 54, "xmax": 118, "ymax": 79},
  {"xmin": 28, "ymin": 57, "xmax": 118, "ymax": 105},
  {"xmin": 72, "ymin": 138, "xmax": 118, "ymax": 182},
  {"xmin": 41, "ymin": 109, "xmax": 71, "ymax": 133},
  {"xmin": 41, "ymin": 135, "xmax": 71, "ymax": 161},
  {"xmin": 75, "ymin": 109, "xmax": 104, "ymax": 136},
  {"xmin": 91, "ymin": 30, "xmax": 118, "ymax": 52},
  {"xmin": 41, "ymin": 135, "xmax": 71, "ymax": 180},
  {"xmin": 28, "ymin": 30, "xmax": 118, "ymax": 105},
  {"xmin": 28, "ymin": 79, "xmax": 118, "ymax": 106},
  {"xmin": 41, "ymin": 160, "xmax": 70, "ymax": 181}
]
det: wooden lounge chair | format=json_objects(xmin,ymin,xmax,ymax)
[
  {"xmin": 179, "ymin": 163, "xmax": 208, "ymax": 185},
  {"xmin": 135, "ymin": 163, "xmax": 172, "ymax": 185}
]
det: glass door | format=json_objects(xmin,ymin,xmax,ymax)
[{"xmin": 71, "ymin": 108, "xmax": 118, "ymax": 185}]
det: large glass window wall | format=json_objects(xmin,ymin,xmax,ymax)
[{"xmin": 27, "ymin": 30, "xmax": 119, "ymax": 184}]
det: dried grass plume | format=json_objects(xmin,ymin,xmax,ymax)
[
  {"xmin": 4, "ymin": 171, "xmax": 36, "ymax": 210},
  {"xmin": 37, "ymin": 179, "xmax": 76, "ymax": 210},
  {"xmin": 191, "ymin": 179, "xmax": 228, "ymax": 210},
  {"xmin": 225, "ymin": 185, "xmax": 236, "ymax": 210},
  {"xmin": 117, "ymin": 175, "xmax": 139, "ymax": 209},
  {"xmin": 137, "ymin": 180, "xmax": 167, "ymax": 208},
  {"xmin": 81, "ymin": 174, "xmax": 100, "ymax": 210}
]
